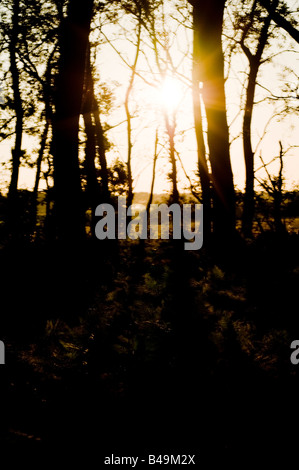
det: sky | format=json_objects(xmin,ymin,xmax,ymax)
[
  {"xmin": 92, "ymin": 0, "xmax": 299, "ymax": 194},
  {"xmin": 0, "ymin": 0, "xmax": 298, "ymax": 195}
]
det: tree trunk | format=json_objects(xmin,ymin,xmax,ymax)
[
  {"xmin": 149, "ymin": 14, "xmax": 179, "ymax": 205},
  {"xmin": 82, "ymin": 46, "xmax": 102, "ymax": 213},
  {"xmin": 242, "ymin": 60, "xmax": 258, "ymax": 237},
  {"xmin": 125, "ymin": 22, "xmax": 141, "ymax": 211},
  {"xmin": 146, "ymin": 129, "xmax": 159, "ymax": 213},
  {"xmin": 84, "ymin": 42, "xmax": 109, "ymax": 203},
  {"xmin": 33, "ymin": 118, "xmax": 49, "ymax": 197},
  {"xmin": 125, "ymin": 99, "xmax": 134, "ymax": 210},
  {"xmin": 192, "ymin": 17, "xmax": 212, "ymax": 238},
  {"xmin": 273, "ymin": 141, "xmax": 285, "ymax": 234},
  {"xmin": 164, "ymin": 112, "xmax": 179, "ymax": 204},
  {"xmin": 241, "ymin": 2, "xmax": 276, "ymax": 237},
  {"xmin": 52, "ymin": 0, "xmax": 94, "ymax": 242},
  {"xmin": 191, "ymin": 0, "xmax": 235, "ymax": 239},
  {"xmin": 8, "ymin": 0, "xmax": 23, "ymax": 200},
  {"xmin": 82, "ymin": 104, "xmax": 99, "ymax": 211},
  {"xmin": 93, "ymin": 103, "xmax": 109, "ymax": 201},
  {"xmin": 32, "ymin": 47, "xmax": 55, "ymax": 229},
  {"xmin": 32, "ymin": 116, "xmax": 49, "ymax": 230}
]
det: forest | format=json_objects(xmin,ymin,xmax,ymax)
[{"xmin": 0, "ymin": 0, "xmax": 299, "ymax": 465}]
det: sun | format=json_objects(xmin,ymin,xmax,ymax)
[{"xmin": 160, "ymin": 75, "xmax": 184, "ymax": 114}]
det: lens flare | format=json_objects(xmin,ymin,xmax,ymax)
[{"xmin": 160, "ymin": 76, "xmax": 183, "ymax": 113}]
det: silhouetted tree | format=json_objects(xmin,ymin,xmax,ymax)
[
  {"xmin": 125, "ymin": 18, "xmax": 141, "ymax": 211},
  {"xmin": 82, "ymin": 55, "xmax": 100, "ymax": 216},
  {"xmin": 258, "ymin": 0, "xmax": 299, "ymax": 44},
  {"xmin": 52, "ymin": 0, "xmax": 94, "ymax": 242},
  {"xmin": 146, "ymin": 128, "xmax": 159, "ymax": 212},
  {"xmin": 189, "ymin": 0, "xmax": 236, "ymax": 239},
  {"xmin": 191, "ymin": 7, "xmax": 212, "ymax": 237},
  {"xmin": 256, "ymin": 141, "xmax": 287, "ymax": 233},
  {"xmin": 148, "ymin": 3, "xmax": 180, "ymax": 203},
  {"xmin": 31, "ymin": 45, "xmax": 57, "ymax": 228},
  {"xmin": 1, "ymin": 0, "xmax": 64, "ymax": 236},
  {"xmin": 238, "ymin": 0, "xmax": 279, "ymax": 237},
  {"xmin": 8, "ymin": 0, "xmax": 23, "ymax": 200}
]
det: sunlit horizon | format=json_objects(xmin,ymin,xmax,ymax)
[{"xmin": 0, "ymin": 0, "xmax": 298, "ymax": 196}]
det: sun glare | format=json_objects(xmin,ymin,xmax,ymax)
[{"xmin": 160, "ymin": 76, "xmax": 184, "ymax": 114}]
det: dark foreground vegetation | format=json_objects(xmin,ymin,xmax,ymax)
[{"xmin": 0, "ymin": 205, "xmax": 299, "ymax": 465}]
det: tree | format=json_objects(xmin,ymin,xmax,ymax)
[
  {"xmin": 146, "ymin": 128, "xmax": 159, "ymax": 212},
  {"xmin": 191, "ymin": 5, "xmax": 212, "ymax": 237},
  {"xmin": 237, "ymin": 0, "xmax": 279, "ymax": 236},
  {"xmin": 91, "ymin": 84, "xmax": 110, "ymax": 204},
  {"xmin": 145, "ymin": 1, "xmax": 180, "ymax": 203},
  {"xmin": 52, "ymin": 0, "xmax": 94, "ymax": 242},
  {"xmin": 82, "ymin": 45, "xmax": 101, "ymax": 217},
  {"xmin": 81, "ymin": 40, "xmax": 111, "ymax": 218},
  {"xmin": 124, "ymin": 16, "xmax": 141, "ymax": 211},
  {"xmin": 8, "ymin": 0, "xmax": 23, "ymax": 200},
  {"xmin": 255, "ymin": 141, "xmax": 287, "ymax": 233},
  {"xmin": 15, "ymin": 0, "xmax": 61, "ymax": 217},
  {"xmin": 258, "ymin": 0, "xmax": 299, "ymax": 44},
  {"xmin": 1, "ymin": 0, "xmax": 65, "ymax": 237},
  {"xmin": 189, "ymin": 0, "xmax": 236, "ymax": 238},
  {"xmin": 120, "ymin": 0, "xmax": 181, "ymax": 203},
  {"xmin": 101, "ymin": 0, "xmax": 182, "ymax": 205}
]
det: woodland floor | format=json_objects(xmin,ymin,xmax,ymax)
[{"xmin": 1, "ymin": 232, "xmax": 299, "ymax": 465}]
